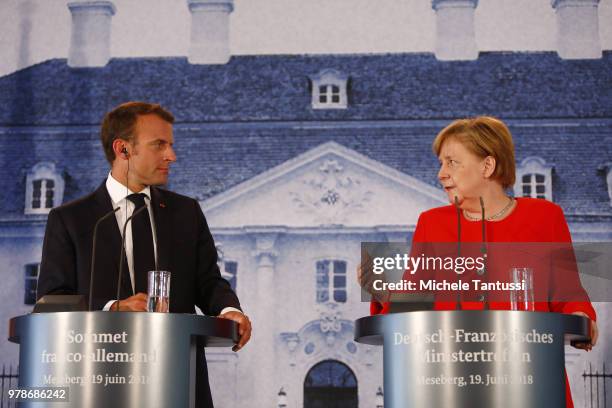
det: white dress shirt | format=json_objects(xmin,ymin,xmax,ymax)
[
  {"xmin": 103, "ymin": 172, "xmax": 240, "ymax": 316},
  {"xmin": 102, "ymin": 173, "xmax": 156, "ymax": 310}
]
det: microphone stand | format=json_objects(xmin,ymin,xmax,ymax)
[
  {"xmin": 454, "ymin": 196, "xmax": 462, "ymax": 310},
  {"xmin": 115, "ymin": 205, "xmax": 148, "ymax": 310},
  {"xmin": 479, "ymin": 197, "xmax": 489, "ymax": 310},
  {"xmin": 88, "ymin": 207, "xmax": 120, "ymax": 311}
]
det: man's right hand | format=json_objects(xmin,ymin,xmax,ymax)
[{"xmin": 111, "ymin": 293, "xmax": 148, "ymax": 311}]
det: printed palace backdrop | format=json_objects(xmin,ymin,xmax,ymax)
[{"xmin": 0, "ymin": 0, "xmax": 611, "ymax": 407}]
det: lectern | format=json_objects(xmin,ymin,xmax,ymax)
[
  {"xmin": 9, "ymin": 312, "xmax": 237, "ymax": 408},
  {"xmin": 355, "ymin": 311, "xmax": 590, "ymax": 408}
]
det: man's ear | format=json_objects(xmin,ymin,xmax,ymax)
[
  {"xmin": 112, "ymin": 139, "xmax": 129, "ymax": 160},
  {"xmin": 483, "ymin": 156, "xmax": 496, "ymax": 178}
]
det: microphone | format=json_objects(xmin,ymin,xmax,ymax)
[
  {"xmin": 454, "ymin": 196, "xmax": 462, "ymax": 310},
  {"xmin": 479, "ymin": 197, "xmax": 489, "ymax": 310},
  {"xmin": 454, "ymin": 196, "xmax": 461, "ymax": 256},
  {"xmin": 479, "ymin": 197, "xmax": 487, "ymax": 257},
  {"xmin": 115, "ymin": 205, "xmax": 148, "ymax": 307},
  {"xmin": 150, "ymin": 210, "xmax": 159, "ymax": 272},
  {"xmin": 89, "ymin": 207, "xmax": 120, "ymax": 311}
]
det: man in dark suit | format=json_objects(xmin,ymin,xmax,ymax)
[{"xmin": 37, "ymin": 101, "xmax": 251, "ymax": 407}]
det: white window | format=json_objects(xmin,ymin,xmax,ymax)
[
  {"xmin": 309, "ymin": 69, "xmax": 348, "ymax": 109},
  {"xmin": 600, "ymin": 162, "xmax": 612, "ymax": 207},
  {"xmin": 25, "ymin": 263, "xmax": 40, "ymax": 305},
  {"xmin": 514, "ymin": 157, "xmax": 553, "ymax": 201},
  {"xmin": 25, "ymin": 162, "xmax": 64, "ymax": 214},
  {"xmin": 318, "ymin": 84, "xmax": 341, "ymax": 104},
  {"xmin": 216, "ymin": 244, "xmax": 238, "ymax": 290},
  {"xmin": 607, "ymin": 167, "xmax": 612, "ymax": 207},
  {"xmin": 316, "ymin": 260, "xmax": 347, "ymax": 303},
  {"xmin": 223, "ymin": 261, "xmax": 238, "ymax": 291}
]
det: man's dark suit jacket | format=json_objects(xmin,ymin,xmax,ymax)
[{"xmin": 37, "ymin": 182, "xmax": 241, "ymax": 407}]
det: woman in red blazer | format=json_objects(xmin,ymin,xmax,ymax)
[{"xmin": 363, "ymin": 116, "xmax": 597, "ymax": 408}]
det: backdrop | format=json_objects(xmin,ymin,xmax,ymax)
[{"xmin": 0, "ymin": 1, "xmax": 611, "ymax": 407}]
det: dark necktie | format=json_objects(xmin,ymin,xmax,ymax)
[{"xmin": 127, "ymin": 193, "xmax": 155, "ymax": 293}]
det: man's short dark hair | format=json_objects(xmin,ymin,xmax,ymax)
[{"xmin": 100, "ymin": 101, "xmax": 175, "ymax": 164}]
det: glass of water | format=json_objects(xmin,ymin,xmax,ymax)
[
  {"xmin": 148, "ymin": 270, "xmax": 171, "ymax": 313},
  {"xmin": 509, "ymin": 267, "xmax": 534, "ymax": 311}
]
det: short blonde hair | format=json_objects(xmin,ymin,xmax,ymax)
[{"xmin": 432, "ymin": 116, "xmax": 516, "ymax": 189}]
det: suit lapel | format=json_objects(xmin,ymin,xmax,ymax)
[
  {"xmin": 150, "ymin": 187, "xmax": 171, "ymax": 272},
  {"xmin": 92, "ymin": 182, "xmax": 134, "ymax": 298}
]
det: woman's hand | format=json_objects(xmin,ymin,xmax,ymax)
[
  {"xmin": 571, "ymin": 311, "xmax": 598, "ymax": 351},
  {"xmin": 357, "ymin": 253, "xmax": 389, "ymax": 303}
]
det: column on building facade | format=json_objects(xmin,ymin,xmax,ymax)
[{"xmin": 250, "ymin": 231, "xmax": 279, "ymax": 407}]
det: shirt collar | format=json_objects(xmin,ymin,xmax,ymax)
[{"xmin": 106, "ymin": 172, "xmax": 151, "ymax": 206}]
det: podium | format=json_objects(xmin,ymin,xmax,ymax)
[
  {"xmin": 9, "ymin": 312, "xmax": 237, "ymax": 408},
  {"xmin": 355, "ymin": 311, "xmax": 590, "ymax": 408}
]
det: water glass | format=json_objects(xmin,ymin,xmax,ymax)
[
  {"xmin": 147, "ymin": 270, "xmax": 171, "ymax": 313},
  {"xmin": 509, "ymin": 267, "xmax": 534, "ymax": 311}
]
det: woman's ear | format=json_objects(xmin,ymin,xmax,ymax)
[{"xmin": 483, "ymin": 156, "xmax": 496, "ymax": 178}]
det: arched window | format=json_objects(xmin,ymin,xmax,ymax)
[
  {"xmin": 514, "ymin": 157, "xmax": 553, "ymax": 201},
  {"xmin": 309, "ymin": 69, "xmax": 348, "ymax": 109},
  {"xmin": 316, "ymin": 260, "xmax": 347, "ymax": 303},
  {"xmin": 304, "ymin": 360, "xmax": 357, "ymax": 408},
  {"xmin": 25, "ymin": 162, "xmax": 64, "ymax": 214}
]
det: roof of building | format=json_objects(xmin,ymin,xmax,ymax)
[
  {"xmin": 0, "ymin": 52, "xmax": 611, "ymax": 220},
  {"xmin": 2, "ymin": 121, "xmax": 610, "ymax": 220},
  {"xmin": 0, "ymin": 51, "xmax": 611, "ymax": 125}
]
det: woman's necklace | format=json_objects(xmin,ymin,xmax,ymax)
[{"xmin": 463, "ymin": 197, "xmax": 515, "ymax": 221}]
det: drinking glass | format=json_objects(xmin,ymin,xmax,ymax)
[
  {"xmin": 147, "ymin": 270, "xmax": 171, "ymax": 313},
  {"xmin": 509, "ymin": 267, "xmax": 534, "ymax": 311}
]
